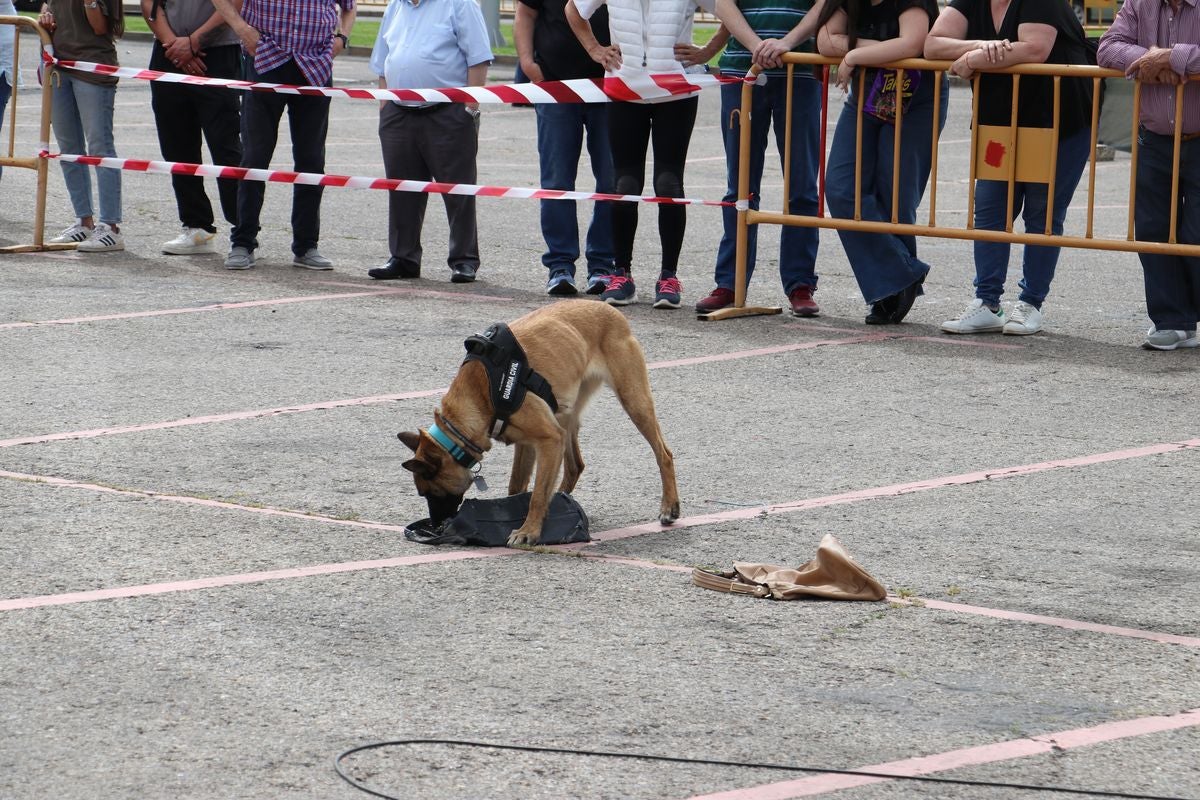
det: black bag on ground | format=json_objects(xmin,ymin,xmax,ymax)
[{"xmin": 404, "ymin": 492, "xmax": 590, "ymax": 547}]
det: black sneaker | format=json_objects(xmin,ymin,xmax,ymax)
[
  {"xmin": 585, "ymin": 272, "xmax": 612, "ymax": 295},
  {"xmin": 546, "ymin": 271, "xmax": 578, "ymax": 296}
]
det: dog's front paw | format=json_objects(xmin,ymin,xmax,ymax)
[
  {"xmin": 659, "ymin": 501, "xmax": 680, "ymax": 525},
  {"xmin": 507, "ymin": 528, "xmax": 542, "ymax": 547}
]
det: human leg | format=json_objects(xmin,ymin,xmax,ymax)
[
  {"xmin": 428, "ymin": 105, "xmax": 480, "ymax": 273},
  {"xmin": 712, "ymin": 82, "xmax": 770, "ymax": 291},
  {"xmin": 50, "ymin": 73, "xmax": 95, "ymax": 223},
  {"xmin": 68, "ymin": 77, "xmax": 120, "ymax": 228},
  {"xmin": 535, "ymin": 103, "xmax": 584, "ymax": 277},
  {"xmin": 648, "ymin": 96, "xmax": 697, "ymax": 278},
  {"xmin": 775, "ymin": 75, "xmax": 821, "ymax": 295},
  {"xmin": 378, "ymin": 102, "xmax": 430, "ymax": 276},
  {"xmin": 969, "ymin": 178, "xmax": 1024, "ymax": 307},
  {"xmin": 601, "ymin": 102, "xmax": 651, "ymax": 305},
  {"xmin": 150, "ymin": 42, "xmax": 213, "ymax": 234},
  {"xmin": 581, "ymin": 102, "xmax": 615, "ymax": 280},
  {"xmin": 607, "ymin": 101, "xmax": 651, "ymax": 274},
  {"xmin": 232, "ymin": 60, "xmax": 286, "ymax": 253},
  {"xmin": 198, "ymin": 45, "xmax": 245, "ymax": 229},
  {"xmin": 284, "ymin": 69, "xmax": 331, "ymax": 257},
  {"xmin": 1135, "ymin": 132, "xmax": 1200, "ymax": 335},
  {"xmin": 1014, "ymin": 127, "xmax": 1091, "ymax": 309}
]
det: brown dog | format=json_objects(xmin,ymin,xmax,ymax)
[{"xmin": 398, "ymin": 300, "xmax": 679, "ymax": 546}]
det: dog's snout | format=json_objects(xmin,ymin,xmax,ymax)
[{"xmin": 426, "ymin": 492, "xmax": 464, "ymax": 524}]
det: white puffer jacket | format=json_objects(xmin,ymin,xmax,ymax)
[{"xmin": 573, "ymin": 0, "xmax": 714, "ymax": 82}]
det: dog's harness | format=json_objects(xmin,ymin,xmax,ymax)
[{"xmin": 462, "ymin": 322, "xmax": 558, "ymax": 438}]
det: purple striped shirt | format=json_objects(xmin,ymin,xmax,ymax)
[
  {"xmin": 244, "ymin": 0, "xmax": 355, "ymax": 86},
  {"xmin": 1097, "ymin": 0, "xmax": 1200, "ymax": 136}
]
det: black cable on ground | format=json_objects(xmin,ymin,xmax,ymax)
[{"xmin": 333, "ymin": 738, "xmax": 1194, "ymax": 800}]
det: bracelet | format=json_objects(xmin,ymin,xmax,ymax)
[{"xmin": 333, "ymin": 32, "xmax": 349, "ymax": 49}]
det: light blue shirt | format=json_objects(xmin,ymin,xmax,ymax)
[
  {"xmin": 0, "ymin": 0, "xmax": 16, "ymax": 84},
  {"xmin": 369, "ymin": 0, "xmax": 493, "ymax": 95}
]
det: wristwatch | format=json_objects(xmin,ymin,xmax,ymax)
[
  {"xmin": 334, "ymin": 32, "xmax": 348, "ymax": 49},
  {"xmin": 84, "ymin": 1, "xmax": 99, "ymax": 8}
]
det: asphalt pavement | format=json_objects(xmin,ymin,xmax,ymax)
[{"xmin": 1, "ymin": 37, "xmax": 1197, "ymax": 800}]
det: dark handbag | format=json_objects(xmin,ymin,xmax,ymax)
[{"xmin": 404, "ymin": 491, "xmax": 591, "ymax": 547}]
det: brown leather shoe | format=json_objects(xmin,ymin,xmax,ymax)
[
  {"xmin": 695, "ymin": 287, "xmax": 734, "ymax": 313},
  {"xmin": 788, "ymin": 286, "xmax": 819, "ymax": 317}
]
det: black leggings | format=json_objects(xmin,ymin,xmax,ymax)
[{"xmin": 607, "ymin": 96, "xmax": 698, "ymax": 277}]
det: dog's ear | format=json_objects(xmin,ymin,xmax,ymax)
[
  {"xmin": 402, "ymin": 457, "xmax": 438, "ymax": 480},
  {"xmin": 397, "ymin": 431, "xmax": 422, "ymax": 452}
]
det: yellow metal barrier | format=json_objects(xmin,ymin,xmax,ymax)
[
  {"xmin": 0, "ymin": 15, "xmax": 76, "ymax": 253},
  {"xmin": 702, "ymin": 52, "xmax": 1200, "ymax": 321}
]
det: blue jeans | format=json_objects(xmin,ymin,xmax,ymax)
[
  {"xmin": 0, "ymin": 73, "xmax": 9, "ymax": 182},
  {"xmin": 826, "ymin": 73, "xmax": 948, "ymax": 303},
  {"xmin": 713, "ymin": 75, "xmax": 820, "ymax": 294},
  {"xmin": 535, "ymin": 102, "xmax": 615, "ymax": 277},
  {"xmin": 51, "ymin": 71, "xmax": 121, "ymax": 225},
  {"xmin": 971, "ymin": 127, "xmax": 1091, "ymax": 308},
  {"xmin": 1135, "ymin": 130, "xmax": 1200, "ymax": 331}
]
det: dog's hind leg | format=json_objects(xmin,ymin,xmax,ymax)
[
  {"xmin": 605, "ymin": 340, "xmax": 681, "ymax": 525},
  {"xmin": 509, "ymin": 442, "xmax": 536, "ymax": 495},
  {"xmin": 558, "ymin": 377, "xmax": 599, "ymax": 493},
  {"xmin": 559, "ymin": 418, "xmax": 584, "ymax": 493}
]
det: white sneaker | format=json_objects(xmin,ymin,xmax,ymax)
[
  {"xmin": 76, "ymin": 223, "xmax": 125, "ymax": 253},
  {"xmin": 48, "ymin": 222, "xmax": 93, "ymax": 244},
  {"xmin": 163, "ymin": 226, "xmax": 216, "ymax": 255},
  {"xmin": 1143, "ymin": 327, "xmax": 1199, "ymax": 351},
  {"xmin": 941, "ymin": 299, "xmax": 1006, "ymax": 334},
  {"xmin": 1003, "ymin": 301, "xmax": 1043, "ymax": 335}
]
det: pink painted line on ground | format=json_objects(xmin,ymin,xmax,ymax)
[
  {"xmin": 647, "ymin": 336, "xmax": 892, "ymax": 369},
  {"xmin": 0, "ymin": 335, "xmax": 892, "ymax": 449},
  {"xmin": 686, "ymin": 707, "xmax": 1200, "ymax": 799},
  {"xmin": 0, "ymin": 290, "xmax": 405, "ymax": 330},
  {"xmin": 0, "ymin": 469, "xmax": 414, "ymax": 532},
  {"xmin": 0, "ymin": 550, "xmax": 520, "ymax": 612},
  {"xmin": 309, "ymin": 279, "xmax": 514, "ymax": 303},
  {"xmin": 908, "ymin": 598, "xmax": 1200, "ymax": 648},
  {"xmin": 595, "ymin": 437, "xmax": 1200, "ymax": 542},
  {"xmin": 783, "ymin": 323, "xmax": 1025, "ymax": 350},
  {"xmin": 0, "ymin": 387, "xmax": 447, "ymax": 448},
  {"xmin": 556, "ymin": 549, "xmax": 1200, "ymax": 648}
]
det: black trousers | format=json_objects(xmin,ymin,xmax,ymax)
[
  {"xmin": 379, "ymin": 102, "xmax": 480, "ymax": 271},
  {"xmin": 232, "ymin": 59, "xmax": 330, "ymax": 255},
  {"xmin": 607, "ymin": 96, "xmax": 698, "ymax": 276},
  {"xmin": 149, "ymin": 42, "xmax": 243, "ymax": 232}
]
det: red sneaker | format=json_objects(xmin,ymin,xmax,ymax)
[
  {"xmin": 788, "ymin": 286, "xmax": 819, "ymax": 317},
  {"xmin": 695, "ymin": 287, "xmax": 735, "ymax": 313}
]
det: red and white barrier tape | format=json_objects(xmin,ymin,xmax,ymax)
[
  {"xmin": 43, "ymin": 50, "xmax": 756, "ymax": 105},
  {"xmin": 40, "ymin": 152, "xmax": 734, "ymax": 207}
]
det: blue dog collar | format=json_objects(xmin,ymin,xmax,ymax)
[{"xmin": 427, "ymin": 423, "xmax": 479, "ymax": 470}]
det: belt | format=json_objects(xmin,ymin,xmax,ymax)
[
  {"xmin": 393, "ymin": 102, "xmax": 446, "ymax": 114},
  {"xmin": 1141, "ymin": 125, "xmax": 1200, "ymax": 142}
]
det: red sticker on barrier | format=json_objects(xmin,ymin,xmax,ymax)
[{"xmin": 985, "ymin": 140, "xmax": 1007, "ymax": 169}]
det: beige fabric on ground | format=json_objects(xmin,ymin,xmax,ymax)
[{"xmin": 692, "ymin": 534, "xmax": 886, "ymax": 601}]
